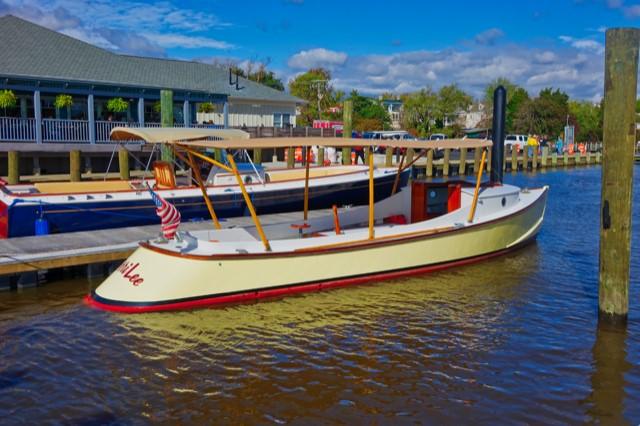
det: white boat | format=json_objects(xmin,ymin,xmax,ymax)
[{"xmin": 87, "ymin": 129, "xmax": 548, "ymax": 313}]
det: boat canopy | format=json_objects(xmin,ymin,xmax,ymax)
[
  {"xmin": 109, "ymin": 127, "xmax": 492, "ymax": 150},
  {"xmin": 110, "ymin": 127, "xmax": 250, "ymax": 143}
]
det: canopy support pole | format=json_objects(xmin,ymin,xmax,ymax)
[
  {"xmin": 368, "ymin": 147, "xmax": 375, "ymax": 240},
  {"xmin": 186, "ymin": 151, "xmax": 222, "ymax": 230},
  {"xmin": 227, "ymin": 154, "xmax": 271, "ymax": 252},
  {"xmin": 303, "ymin": 147, "xmax": 311, "ymax": 221},
  {"xmin": 391, "ymin": 151, "xmax": 407, "ymax": 195},
  {"xmin": 468, "ymin": 148, "xmax": 487, "ymax": 223}
]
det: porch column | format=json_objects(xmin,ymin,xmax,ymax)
[
  {"xmin": 223, "ymin": 101, "xmax": 229, "ymax": 128},
  {"xmin": 183, "ymin": 100, "xmax": 190, "ymax": 127},
  {"xmin": 34, "ymin": 90, "xmax": 42, "ymax": 144},
  {"xmin": 138, "ymin": 97, "xmax": 144, "ymax": 126},
  {"xmin": 87, "ymin": 93, "xmax": 96, "ymax": 144}
]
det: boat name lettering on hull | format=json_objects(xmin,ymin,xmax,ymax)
[{"xmin": 117, "ymin": 262, "xmax": 144, "ymax": 286}]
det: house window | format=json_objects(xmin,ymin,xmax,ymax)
[{"xmin": 273, "ymin": 113, "xmax": 291, "ymax": 128}]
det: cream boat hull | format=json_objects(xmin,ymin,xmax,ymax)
[{"xmin": 88, "ymin": 186, "xmax": 548, "ymax": 313}]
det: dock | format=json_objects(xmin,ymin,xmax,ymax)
[{"xmin": 0, "ymin": 209, "xmax": 331, "ymax": 288}]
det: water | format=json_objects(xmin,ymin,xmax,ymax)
[{"xmin": 1, "ymin": 166, "xmax": 639, "ymax": 424}]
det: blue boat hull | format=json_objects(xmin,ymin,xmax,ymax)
[{"xmin": 5, "ymin": 170, "xmax": 409, "ymax": 238}]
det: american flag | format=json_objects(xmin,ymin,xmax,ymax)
[{"xmin": 147, "ymin": 186, "xmax": 181, "ymax": 239}]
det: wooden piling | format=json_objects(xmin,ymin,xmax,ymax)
[
  {"xmin": 458, "ymin": 148, "xmax": 467, "ymax": 175},
  {"xmin": 532, "ymin": 148, "xmax": 538, "ymax": 170},
  {"xmin": 426, "ymin": 149, "xmax": 434, "ymax": 177},
  {"xmin": 486, "ymin": 148, "xmax": 492, "ymax": 174},
  {"xmin": 442, "ymin": 149, "xmax": 450, "ymax": 176},
  {"xmin": 541, "ymin": 147, "xmax": 548, "ymax": 168},
  {"xmin": 342, "ymin": 100, "xmax": 353, "ymax": 165},
  {"xmin": 551, "ymin": 152, "xmax": 558, "ymax": 167},
  {"xmin": 522, "ymin": 148, "xmax": 529, "ymax": 170},
  {"xmin": 253, "ymin": 149, "xmax": 262, "ymax": 165},
  {"xmin": 474, "ymin": 148, "xmax": 481, "ymax": 173},
  {"xmin": 70, "ymin": 150, "xmax": 81, "ymax": 182},
  {"xmin": 587, "ymin": 151, "xmax": 592, "ymax": 164},
  {"xmin": 118, "ymin": 148, "xmax": 129, "ymax": 181},
  {"xmin": 406, "ymin": 148, "xmax": 415, "ymax": 166},
  {"xmin": 317, "ymin": 147, "xmax": 325, "ymax": 166},
  {"xmin": 563, "ymin": 151, "xmax": 568, "ymax": 166},
  {"xmin": 598, "ymin": 28, "xmax": 640, "ymax": 325},
  {"xmin": 364, "ymin": 147, "xmax": 370, "ymax": 165},
  {"xmin": 7, "ymin": 151, "xmax": 19, "ymax": 184},
  {"xmin": 287, "ymin": 147, "xmax": 295, "ymax": 169},
  {"xmin": 511, "ymin": 147, "xmax": 517, "ymax": 171},
  {"xmin": 385, "ymin": 147, "xmax": 393, "ymax": 167}
]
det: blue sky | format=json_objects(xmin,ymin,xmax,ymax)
[{"xmin": 1, "ymin": 0, "xmax": 638, "ymax": 100}]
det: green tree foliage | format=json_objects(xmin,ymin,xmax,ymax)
[
  {"xmin": 435, "ymin": 84, "xmax": 472, "ymax": 128},
  {"xmin": 198, "ymin": 102, "xmax": 215, "ymax": 113},
  {"xmin": 513, "ymin": 88, "xmax": 569, "ymax": 137},
  {"xmin": 569, "ymin": 101, "xmax": 602, "ymax": 142},
  {"xmin": 483, "ymin": 77, "xmax": 517, "ymax": 111},
  {"xmin": 0, "ymin": 89, "xmax": 17, "ymax": 116},
  {"xmin": 401, "ymin": 88, "xmax": 439, "ymax": 137},
  {"xmin": 483, "ymin": 78, "xmax": 530, "ymax": 132},
  {"xmin": 289, "ymin": 68, "xmax": 338, "ymax": 126},
  {"xmin": 231, "ymin": 62, "xmax": 285, "ymax": 91},
  {"xmin": 349, "ymin": 90, "xmax": 390, "ymax": 131},
  {"xmin": 106, "ymin": 97, "xmax": 129, "ymax": 113}
]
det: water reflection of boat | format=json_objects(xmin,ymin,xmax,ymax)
[
  {"xmin": 115, "ymin": 244, "xmax": 542, "ymax": 354},
  {"xmin": 87, "ymin": 127, "xmax": 548, "ymax": 313}
]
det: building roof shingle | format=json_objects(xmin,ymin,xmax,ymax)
[{"xmin": 0, "ymin": 15, "xmax": 301, "ymax": 103}]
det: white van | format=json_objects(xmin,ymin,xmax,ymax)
[{"xmin": 504, "ymin": 134, "xmax": 526, "ymax": 150}]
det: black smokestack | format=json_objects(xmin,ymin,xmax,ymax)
[{"xmin": 491, "ymin": 86, "xmax": 506, "ymax": 185}]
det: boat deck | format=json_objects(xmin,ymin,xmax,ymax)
[{"xmin": 0, "ymin": 209, "xmax": 334, "ymax": 276}]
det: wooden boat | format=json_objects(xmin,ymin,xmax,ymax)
[
  {"xmin": 87, "ymin": 130, "xmax": 548, "ymax": 313},
  {"xmin": 0, "ymin": 128, "xmax": 409, "ymax": 238}
]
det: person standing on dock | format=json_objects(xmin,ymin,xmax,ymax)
[{"xmin": 556, "ymin": 136, "xmax": 563, "ymax": 154}]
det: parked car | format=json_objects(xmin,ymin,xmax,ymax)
[
  {"xmin": 504, "ymin": 134, "xmax": 527, "ymax": 150},
  {"xmin": 429, "ymin": 133, "xmax": 446, "ymax": 140}
]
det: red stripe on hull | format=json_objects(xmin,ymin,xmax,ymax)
[{"xmin": 84, "ymin": 240, "xmax": 533, "ymax": 314}]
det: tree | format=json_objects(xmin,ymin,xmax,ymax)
[
  {"xmin": 435, "ymin": 84, "xmax": 472, "ymax": 128},
  {"xmin": 483, "ymin": 77, "xmax": 517, "ymax": 111},
  {"xmin": 348, "ymin": 90, "xmax": 391, "ymax": 130},
  {"xmin": 569, "ymin": 101, "xmax": 602, "ymax": 142},
  {"xmin": 228, "ymin": 60, "xmax": 285, "ymax": 92},
  {"xmin": 506, "ymin": 87, "xmax": 529, "ymax": 132},
  {"xmin": 288, "ymin": 68, "xmax": 338, "ymax": 126},
  {"xmin": 401, "ymin": 88, "xmax": 439, "ymax": 137},
  {"xmin": 0, "ymin": 89, "xmax": 17, "ymax": 116},
  {"xmin": 513, "ymin": 88, "xmax": 569, "ymax": 137}
]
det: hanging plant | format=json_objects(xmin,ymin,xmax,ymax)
[
  {"xmin": 153, "ymin": 101, "xmax": 162, "ymax": 113},
  {"xmin": 0, "ymin": 90, "xmax": 17, "ymax": 116},
  {"xmin": 106, "ymin": 97, "xmax": 129, "ymax": 113},
  {"xmin": 54, "ymin": 94, "xmax": 73, "ymax": 110},
  {"xmin": 198, "ymin": 102, "xmax": 215, "ymax": 113}
]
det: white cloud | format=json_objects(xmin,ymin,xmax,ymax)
[
  {"xmin": 559, "ymin": 35, "xmax": 604, "ymax": 53},
  {"xmin": 142, "ymin": 33, "xmax": 234, "ymax": 50},
  {"xmin": 474, "ymin": 28, "xmax": 504, "ymax": 45},
  {"xmin": 287, "ymin": 48, "xmax": 348, "ymax": 69},
  {"xmin": 0, "ymin": 0, "xmax": 234, "ymax": 56}
]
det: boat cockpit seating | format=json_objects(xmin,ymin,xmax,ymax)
[{"xmin": 153, "ymin": 161, "xmax": 177, "ymax": 189}]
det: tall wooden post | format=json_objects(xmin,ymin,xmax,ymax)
[
  {"xmin": 442, "ymin": 148, "xmax": 450, "ymax": 176},
  {"xmin": 342, "ymin": 100, "xmax": 353, "ymax": 165},
  {"xmin": 70, "ymin": 150, "xmax": 81, "ymax": 182},
  {"xmin": 385, "ymin": 147, "xmax": 393, "ymax": 166},
  {"xmin": 160, "ymin": 89, "xmax": 174, "ymax": 163},
  {"xmin": 599, "ymin": 28, "xmax": 640, "ymax": 326},
  {"xmin": 118, "ymin": 148, "xmax": 130, "ymax": 181},
  {"xmin": 458, "ymin": 147, "xmax": 467, "ymax": 175},
  {"xmin": 8, "ymin": 151, "xmax": 19, "ymax": 184},
  {"xmin": 287, "ymin": 147, "xmax": 295, "ymax": 168},
  {"xmin": 253, "ymin": 149, "xmax": 262, "ymax": 165},
  {"xmin": 317, "ymin": 147, "xmax": 325, "ymax": 166},
  {"xmin": 426, "ymin": 149, "xmax": 434, "ymax": 177}
]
